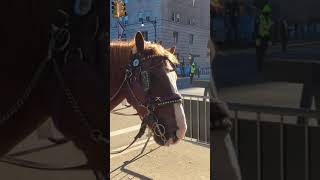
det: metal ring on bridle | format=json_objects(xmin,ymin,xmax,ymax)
[{"xmin": 153, "ymin": 122, "xmax": 166, "ymax": 137}]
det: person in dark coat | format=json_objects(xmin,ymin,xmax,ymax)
[
  {"xmin": 279, "ymin": 17, "xmax": 289, "ymax": 52},
  {"xmin": 255, "ymin": 3, "xmax": 273, "ymax": 72}
]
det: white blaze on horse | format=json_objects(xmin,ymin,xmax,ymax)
[{"xmin": 110, "ymin": 32, "xmax": 187, "ymax": 146}]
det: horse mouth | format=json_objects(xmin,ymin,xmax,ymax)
[{"xmin": 153, "ymin": 131, "xmax": 180, "ymax": 146}]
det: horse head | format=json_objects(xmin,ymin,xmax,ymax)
[{"xmin": 124, "ymin": 32, "xmax": 187, "ymax": 146}]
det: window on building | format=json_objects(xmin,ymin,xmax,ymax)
[
  {"xmin": 138, "ymin": 12, "xmax": 144, "ymax": 22},
  {"xmin": 171, "ymin": 12, "xmax": 175, "ymax": 22},
  {"xmin": 144, "ymin": 11, "xmax": 152, "ymax": 21},
  {"xmin": 189, "ymin": 34, "xmax": 194, "ymax": 44},
  {"xmin": 188, "ymin": 17, "xmax": 195, "ymax": 25},
  {"xmin": 141, "ymin": 31, "xmax": 148, "ymax": 41},
  {"xmin": 173, "ymin": 31, "xmax": 178, "ymax": 44},
  {"xmin": 176, "ymin": 13, "xmax": 180, "ymax": 23}
]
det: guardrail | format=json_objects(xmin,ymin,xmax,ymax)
[
  {"xmin": 228, "ymin": 103, "xmax": 320, "ymax": 180},
  {"xmin": 181, "ymin": 94, "xmax": 210, "ymax": 145},
  {"xmin": 181, "ymin": 94, "xmax": 320, "ymax": 180}
]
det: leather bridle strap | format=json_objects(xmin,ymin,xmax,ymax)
[
  {"xmin": 110, "ymin": 119, "xmax": 149, "ymax": 154},
  {"xmin": 110, "ymin": 70, "xmax": 132, "ymax": 102}
]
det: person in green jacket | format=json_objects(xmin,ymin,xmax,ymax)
[
  {"xmin": 255, "ymin": 3, "xmax": 273, "ymax": 72},
  {"xmin": 190, "ymin": 62, "xmax": 196, "ymax": 84}
]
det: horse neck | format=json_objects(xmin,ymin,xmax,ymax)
[{"xmin": 109, "ymin": 45, "xmax": 132, "ymax": 108}]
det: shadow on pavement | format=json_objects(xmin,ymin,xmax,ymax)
[{"xmin": 110, "ymin": 137, "xmax": 161, "ymax": 180}]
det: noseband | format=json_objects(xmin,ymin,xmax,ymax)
[
  {"xmin": 128, "ymin": 53, "xmax": 182, "ymax": 142},
  {"xmin": 110, "ymin": 52, "xmax": 182, "ymax": 153}
]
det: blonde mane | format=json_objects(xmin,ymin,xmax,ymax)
[{"xmin": 110, "ymin": 39, "xmax": 179, "ymax": 65}]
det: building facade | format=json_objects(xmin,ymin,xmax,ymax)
[
  {"xmin": 210, "ymin": 0, "xmax": 320, "ymax": 44},
  {"xmin": 110, "ymin": 0, "xmax": 211, "ymax": 69}
]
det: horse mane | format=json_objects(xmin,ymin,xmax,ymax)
[{"xmin": 110, "ymin": 39, "xmax": 180, "ymax": 65}]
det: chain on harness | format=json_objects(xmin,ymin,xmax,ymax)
[{"xmin": 50, "ymin": 10, "xmax": 108, "ymax": 145}]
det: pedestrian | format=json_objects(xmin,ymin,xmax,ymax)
[
  {"xmin": 280, "ymin": 17, "xmax": 289, "ymax": 52},
  {"xmin": 185, "ymin": 63, "xmax": 190, "ymax": 77},
  {"xmin": 190, "ymin": 61, "xmax": 196, "ymax": 84},
  {"xmin": 181, "ymin": 61, "xmax": 185, "ymax": 77},
  {"xmin": 255, "ymin": 3, "xmax": 273, "ymax": 72},
  {"xmin": 198, "ymin": 67, "xmax": 201, "ymax": 78}
]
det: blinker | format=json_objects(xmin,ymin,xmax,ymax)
[{"xmin": 132, "ymin": 58, "xmax": 140, "ymax": 67}]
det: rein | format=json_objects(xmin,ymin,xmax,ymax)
[{"xmin": 0, "ymin": 7, "xmax": 108, "ymax": 173}]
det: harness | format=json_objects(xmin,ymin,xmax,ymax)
[
  {"xmin": 110, "ymin": 52, "xmax": 182, "ymax": 153},
  {"xmin": 0, "ymin": 1, "xmax": 108, "ymax": 177}
]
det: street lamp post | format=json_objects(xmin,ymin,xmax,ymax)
[{"xmin": 141, "ymin": 17, "xmax": 157, "ymax": 42}]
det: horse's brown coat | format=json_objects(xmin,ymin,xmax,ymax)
[{"xmin": 110, "ymin": 32, "xmax": 186, "ymax": 146}]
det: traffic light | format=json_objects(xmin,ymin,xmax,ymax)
[
  {"xmin": 112, "ymin": 1, "xmax": 118, "ymax": 17},
  {"xmin": 118, "ymin": 2, "xmax": 127, "ymax": 17}
]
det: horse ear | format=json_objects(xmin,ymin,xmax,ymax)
[
  {"xmin": 134, "ymin": 32, "xmax": 145, "ymax": 52},
  {"xmin": 167, "ymin": 46, "xmax": 176, "ymax": 54}
]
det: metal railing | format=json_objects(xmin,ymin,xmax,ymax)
[
  {"xmin": 181, "ymin": 94, "xmax": 320, "ymax": 179},
  {"xmin": 228, "ymin": 103, "xmax": 320, "ymax": 180},
  {"xmin": 181, "ymin": 94, "xmax": 210, "ymax": 145}
]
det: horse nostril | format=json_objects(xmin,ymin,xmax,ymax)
[
  {"xmin": 154, "ymin": 135, "xmax": 166, "ymax": 146},
  {"xmin": 170, "ymin": 134, "xmax": 180, "ymax": 145}
]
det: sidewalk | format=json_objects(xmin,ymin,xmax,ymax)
[
  {"xmin": 110, "ymin": 100, "xmax": 210, "ymax": 180},
  {"xmin": 177, "ymin": 75, "xmax": 210, "ymax": 89},
  {"xmin": 110, "ymin": 140, "xmax": 209, "ymax": 180}
]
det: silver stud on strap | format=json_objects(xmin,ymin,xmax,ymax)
[{"xmin": 133, "ymin": 59, "xmax": 140, "ymax": 67}]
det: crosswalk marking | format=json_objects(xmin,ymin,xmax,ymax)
[{"xmin": 110, "ymin": 125, "xmax": 141, "ymax": 137}]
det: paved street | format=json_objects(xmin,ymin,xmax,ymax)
[
  {"xmin": 110, "ymin": 101, "xmax": 210, "ymax": 180},
  {"xmin": 110, "ymin": 140, "xmax": 209, "ymax": 180}
]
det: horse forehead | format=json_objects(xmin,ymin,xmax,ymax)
[{"xmin": 166, "ymin": 69, "xmax": 178, "ymax": 93}]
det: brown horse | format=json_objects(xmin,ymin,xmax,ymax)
[
  {"xmin": 110, "ymin": 32, "xmax": 187, "ymax": 146},
  {"xmin": 1, "ymin": 0, "xmax": 107, "ymax": 179}
]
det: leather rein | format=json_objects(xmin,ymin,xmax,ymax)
[{"xmin": 0, "ymin": 8, "xmax": 108, "ymax": 173}]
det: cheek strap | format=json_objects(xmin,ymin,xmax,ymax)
[{"xmin": 141, "ymin": 71, "xmax": 150, "ymax": 92}]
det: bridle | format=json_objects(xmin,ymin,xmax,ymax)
[{"xmin": 110, "ymin": 51, "xmax": 182, "ymax": 153}]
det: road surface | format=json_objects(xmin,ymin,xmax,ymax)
[{"xmin": 110, "ymin": 103, "xmax": 210, "ymax": 180}]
